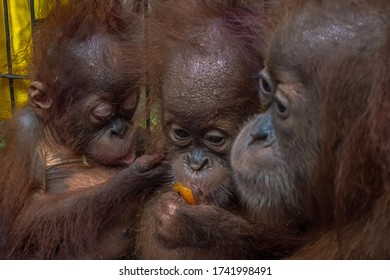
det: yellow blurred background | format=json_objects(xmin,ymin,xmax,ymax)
[{"xmin": 0, "ymin": 0, "xmax": 48, "ymax": 120}]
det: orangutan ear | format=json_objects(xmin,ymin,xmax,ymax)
[{"xmin": 29, "ymin": 81, "xmax": 52, "ymax": 109}]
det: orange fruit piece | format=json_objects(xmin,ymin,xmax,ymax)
[{"xmin": 172, "ymin": 181, "xmax": 196, "ymax": 205}]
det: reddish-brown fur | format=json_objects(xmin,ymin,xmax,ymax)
[
  {"xmin": 231, "ymin": 0, "xmax": 390, "ymax": 259},
  {"xmin": 137, "ymin": 0, "xmax": 389, "ymax": 260},
  {"xmin": 0, "ymin": 0, "xmax": 165, "ymax": 259},
  {"xmin": 134, "ymin": 0, "xmax": 299, "ymax": 259}
]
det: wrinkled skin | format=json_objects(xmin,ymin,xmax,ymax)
[
  {"xmin": 232, "ymin": 0, "xmax": 390, "ymax": 259},
  {"xmin": 135, "ymin": 15, "xmax": 291, "ymax": 259},
  {"xmin": 0, "ymin": 1, "xmax": 165, "ymax": 260}
]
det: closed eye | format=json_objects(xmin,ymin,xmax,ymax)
[{"xmin": 91, "ymin": 102, "xmax": 113, "ymax": 122}]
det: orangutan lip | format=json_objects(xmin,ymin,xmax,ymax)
[{"xmin": 118, "ymin": 149, "xmax": 136, "ymax": 165}]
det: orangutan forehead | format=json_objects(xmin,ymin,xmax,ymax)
[
  {"xmin": 162, "ymin": 46, "xmax": 249, "ymax": 114},
  {"xmin": 56, "ymin": 35, "xmax": 132, "ymax": 91},
  {"xmin": 268, "ymin": 1, "xmax": 386, "ymax": 74}
]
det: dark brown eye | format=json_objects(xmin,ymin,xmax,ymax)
[
  {"xmin": 204, "ymin": 129, "xmax": 229, "ymax": 153},
  {"xmin": 174, "ymin": 128, "xmax": 190, "ymax": 139},
  {"xmin": 205, "ymin": 135, "xmax": 224, "ymax": 144},
  {"xmin": 274, "ymin": 94, "xmax": 290, "ymax": 119},
  {"xmin": 259, "ymin": 70, "xmax": 274, "ymax": 97},
  {"xmin": 170, "ymin": 123, "xmax": 191, "ymax": 146},
  {"xmin": 276, "ymin": 101, "xmax": 286, "ymax": 113},
  {"xmin": 204, "ymin": 130, "xmax": 225, "ymax": 146},
  {"xmin": 260, "ymin": 77, "xmax": 272, "ymax": 95}
]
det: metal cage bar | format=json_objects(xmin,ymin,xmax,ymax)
[
  {"xmin": 30, "ymin": 0, "xmax": 35, "ymax": 27},
  {"xmin": 1, "ymin": 0, "xmax": 35, "ymax": 114},
  {"xmin": 2, "ymin": 0, "xmax": 15, "ymax": 108}
]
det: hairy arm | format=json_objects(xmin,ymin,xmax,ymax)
[
  {"xmin": 293, "ymin": 193, "xmax": 390, "ymax": 260},
  {"xmin": 136, "ymin": 189, "xmax": 298, "ymax": 259},
  {"xmin": 1, "ymin": 143, "xmax": 164, "ymax": 259}
]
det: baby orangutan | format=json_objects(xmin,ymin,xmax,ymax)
[
  {"xmin": 135, "ymin": 0, "xmax": 280, "ymax": 259},
  {"xmin": 0, "ymin": 0, "xmax": 165, "ymax": 259}
]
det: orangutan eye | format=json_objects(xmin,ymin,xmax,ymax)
[
  {"xmin": 92, "ymin": 102, "xmax": 113, "ymax": 122},
  {"xmin": 204, "ymin": 130, "xmax": 226, "ymax": 146},
  {"xmin": 170, "ymin": 123, "xmax": 191, "ymax": 146},
  {"xmin": 258, "ymin": 70, "xmax": 274, "ymax": 98},
  {"xmin": 260, "ymin": 77, "xmax": 272, "ymax": 95},
  {"xmin": 204, "ymin": 129, "xmax": 229, "ymax": 153},
  {"xmin": 174, "ymin": 128, "xmax": 190, "ymax": 139},
  {"xmin": 274, "ymin": 94, "xmax": 290, "ymax": 120},
  {"xmin": 122, "ymin": 93, "xmax": 138, "ymax": 111}
]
